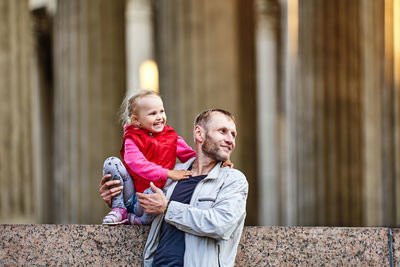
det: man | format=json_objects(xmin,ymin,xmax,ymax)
[{"xmin": 100, "ymin": 109, "xmax": 248, "ymax": 267}]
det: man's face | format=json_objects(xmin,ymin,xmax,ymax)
[{"xmin": 201, "ymin": 112, "xmax": 237, "ymax": 162}]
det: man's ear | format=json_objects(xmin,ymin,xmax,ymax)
[{"xmin": 194, "ymin": 125, "xmax": 204, "ymax": 142}]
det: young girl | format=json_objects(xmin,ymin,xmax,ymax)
[{"xmin": 102, "ymin": 89, "xmax": 196, "ymax": 225}]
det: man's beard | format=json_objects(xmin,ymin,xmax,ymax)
[{"xmin": 201, "ymin": 132, "xmax": 228, "ymax": 162}]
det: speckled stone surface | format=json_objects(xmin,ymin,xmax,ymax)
[
  {"xmin": 0, "ymin": 224, "xmax": 149, "ymax": 266},
  {"xmin": 392, "ymin": 228, "xmax": 400, "ymax": 266},
  {"xmin": 235, "ymin": 227, "xmax": 391, "ymax": 266},
  {"xmin": 0, "ymin": 225, "xmax": 394, "ymax": 266}
]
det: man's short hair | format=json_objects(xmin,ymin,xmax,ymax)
[{"xmin": 194, "ymin": 108, "xmax": 236, "ymax": 130}]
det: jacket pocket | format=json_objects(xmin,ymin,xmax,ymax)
[
  {"xmin": 196, "ymin": 197, "xmax": 216, "ymax": 209},
  {"xmin": 198, "ymin": 197, "xmax": 216, "ymax": 202}
]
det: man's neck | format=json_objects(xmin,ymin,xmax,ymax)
[{"xmin": 191, "ymin": 156, "xmax": 217, "ymax": 176}]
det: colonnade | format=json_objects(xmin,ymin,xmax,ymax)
[
  {"xmin": 262, "ymin": 0, "xmax": 400, "ymax": 226},
  {"xmin": 0, "ymin": 0, "xmax": 399, "ymax": 226}
]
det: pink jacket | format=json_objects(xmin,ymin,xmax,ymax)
[{"xmin": 124, "ymin": 136, "xmax": 196, "ymax": 183}]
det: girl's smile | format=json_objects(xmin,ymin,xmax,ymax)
[{"xmin": 133, "ymin": 95, "xmax": 167, "ymax": 133}]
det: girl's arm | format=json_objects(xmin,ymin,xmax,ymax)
[
  {"xmin": 124, "ymin": 138, "xmax": 168, "ymax": 182},
  {"xmin": 176, "ymin": 136, "xmax": 196, "ymax": 163}
]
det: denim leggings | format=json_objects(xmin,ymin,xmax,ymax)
[{"xmin": 103, "ymin": 157, "xmax": 157, "ymax": 225}]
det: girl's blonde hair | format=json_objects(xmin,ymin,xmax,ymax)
[{"xmin": 120, "ymin": 89, "xmax": 160, "ymax": 126}]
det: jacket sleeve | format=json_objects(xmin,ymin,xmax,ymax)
[
  {"xmin": 163, "ymin": 170, "xmax": 248, "ymax": 240},
  {"xmin": 176, "ymin": 136, "xmax": 196, "ymax": 163},
  {"xmin": 124, "ymin": 138, "xmax": 168, "ymax": 182}
]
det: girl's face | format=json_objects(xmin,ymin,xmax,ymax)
[{"xmin": 133, "ymin": 95, "xmax": 167, "ymax": 133}]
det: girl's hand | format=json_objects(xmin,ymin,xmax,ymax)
[
  {"xmin": 222, "ymin": 159, "xmax": 234, "ymax": 168},
  {"xmin": 167, "ymin": 169, "xmax": 192, "ymax": 181},
  {"xmin": 99, "ymin": 174, "xmax": 123, "ymax": 208}
]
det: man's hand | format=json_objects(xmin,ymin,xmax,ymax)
[
  {"xmin": 167, "ymin": 169, "xmax": 192, "ymax": 181},
  {"xmin": 99, "ymin": 174, "xmax": 123, "ymax": 208},
  {"xmin": 137, "ymin": 182, "xmax": 168, "ymax": 214}
]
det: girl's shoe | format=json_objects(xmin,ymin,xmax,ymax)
[{"xmin": 102, "ymin": 207, "xmax": 128, "ymax": 225}]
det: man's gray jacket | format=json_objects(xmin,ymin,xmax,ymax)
[{"xmin": 143, "ymin": 157, "xmax": 249, "ymax": 267}]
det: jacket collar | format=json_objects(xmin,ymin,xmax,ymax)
[{"xmin": 181, "ymin": 157, "xmax": 223, "ymax": 180}]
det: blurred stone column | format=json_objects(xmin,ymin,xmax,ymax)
[
  {"xmin": 284, "ymin": 0, "xmax": 364, "ymax": 226},
  {"xmin": 394, "ymin": 0, "xmax": 400, "ymax": 225},
  {"xmin": 0, "ymin": 0, "xmax": 35, "ymax": 223},
  {"xmin": 31, "ymin": 4, "xmax": 54, "ymax": 224},
  {"xmin": 362, "ymin": 0, "xmax": 400, "ymax": 226},
  {"xmin": 126, "ymin": 0, "xmax": 154, "ymax": 94},
  {"xmin": 154, "ymin": 0, "xmax": 258, "ymax": 225},
  {"xmin": 281, "ymin": 0, "xmax": 299, "ymax": 226},
  {"xmin": 255, "ymin": 0, "xmax": 281, "ymax": 225},
  {"xmin": 53, "ymin": 0, "xmax": 126, "ymax": 223},
  {"xmin": 361, "ymin": 0, "xmax": 385, "ymax": 226},
  {"xmin": 381, "ymin": 0, "xmax": 400, "ymax": 227}
]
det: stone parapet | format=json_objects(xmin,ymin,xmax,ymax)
[{"xmin": 0, "ymin": 225, "xmax": 395, "ymax": 266}]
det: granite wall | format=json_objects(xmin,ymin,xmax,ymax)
[{"xmin": 0, "ymin": 225, "xmax": 396, "ymax": 266}]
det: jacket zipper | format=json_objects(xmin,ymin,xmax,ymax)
[{"xmin": 218, "ymin": 244, "xmax": 221, "ymax": 267}]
